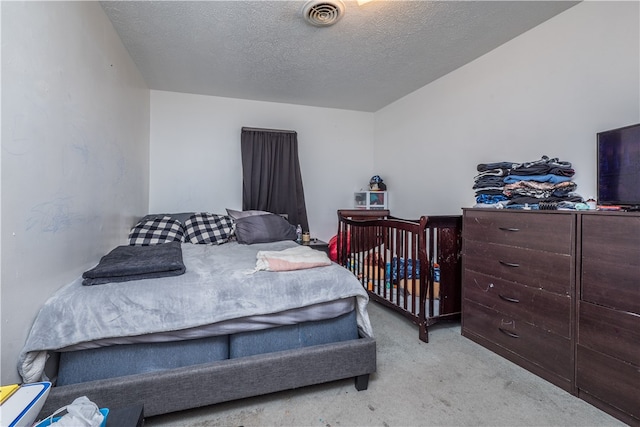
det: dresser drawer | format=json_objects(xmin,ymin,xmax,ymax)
[
  {"xmin": 463, "ymin": 300, "xmax": 573, "ymax": 381},
  {"xmin": 464, "ymin": 270, "xmax": 571, "ymax": 338},
  {"xmin": 578, "ymin": 301, "xmax": 640, "ymax": 366},
  {"xmin": 581, "ymin": 215, "xmax": 640, "ymax": 315},
  {"xmin": 577, "ymin": 345, "xmax": 640, "ymax": 421},
  {"xmin": 463, "ymin": 210, "xmax": 574, "ymax": 254},
  {"xmin": 582, "ymin": 214, "xmax": 640, "ymax": 262},
  {"xmin": 582, "ymin": 261, "xmax": 640, "ymax": 315},
  {"xmin": 464, "ymin": 241, "xmax": 572, "ymax": 295}
]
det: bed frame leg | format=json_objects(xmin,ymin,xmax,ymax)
[{"xmin": 354, "ymin": 374, "xmax": 370, "ymax": 391}]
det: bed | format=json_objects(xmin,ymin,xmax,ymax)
[
  {"xmin": 336, "ymin": 209, "xmax": 462, "ymax": 342},
  {"xmin": 19, "ymin": 212, "xmax": 376, "ymax": 419}
]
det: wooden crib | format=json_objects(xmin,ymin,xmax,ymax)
[{"xmin": 336, "ymin": 209, "xmax": 462, "ymax": 342}]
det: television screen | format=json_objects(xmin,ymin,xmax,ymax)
[{"xmin": 597, "ymin": 123, "xmax": 640, "ymax": 207}]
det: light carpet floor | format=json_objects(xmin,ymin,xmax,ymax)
[{"xmin": 145, "ymin": 302, "xmax": 624, "ymax": 427}]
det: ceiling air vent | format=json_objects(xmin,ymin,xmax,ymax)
[{"xmin": 302, "ymin": 0, "xmax": 345, "ymax": 27}]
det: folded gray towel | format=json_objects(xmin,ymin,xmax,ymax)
[{"xmin": 82, "ymin": 241, "xmax": 186, "ymax": 286}]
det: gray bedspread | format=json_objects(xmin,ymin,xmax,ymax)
[
  {"xmin": 19, "ymin": 241, "xmax": 373, "ymax": 383},
  {"xmin": 82, "ymin": 241, "xmax": 185, "ymax": 286}
]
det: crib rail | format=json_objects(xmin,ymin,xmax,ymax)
[{"xmin": 337, "ymin": 210, "xmax": 462, "ymax": 342}]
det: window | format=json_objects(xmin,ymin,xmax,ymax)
[{"xmin": 240, "ymin": 127, "xmax": 309, "ymax": 231}]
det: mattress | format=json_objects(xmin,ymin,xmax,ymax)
[
  {"xmin": 57, "ymin": 335, "xmax": 229, "ymax": 386},
  {"xmin": 56, "ymin": 310, "xmax": 359, "ymax": 386},
  {"xmin": 229, "ymin": 309, "xmax": 359, "ymax": 358},
  {"xmin": 59, "ymin": 298, "xmax": 355, "ymax": 351}
]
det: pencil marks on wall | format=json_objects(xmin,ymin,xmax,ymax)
[
  {"xmin": 25, "ymin": 196, "xmax": 84, "ymax": 233},
  {"xmin": 70, "ymin": 142, "xmax": 90, "ymax": 165},
  {"xmin": 3, "ymin": 112, "xmax": 39, "ymax": 156}
]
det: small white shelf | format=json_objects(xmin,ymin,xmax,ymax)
[{"xmin": 354, "ymin": 191, "xmax": 388, "ymax": 210}]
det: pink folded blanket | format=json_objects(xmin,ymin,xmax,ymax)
[{"xmin": 255, "ymin": 246, "xmax": 332, "ymax": 271}]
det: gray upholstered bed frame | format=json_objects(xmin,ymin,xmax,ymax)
[
  {"xmin": 33, "ymin": 213, "xmax": 377, "ymax": 418},
  {"xmin": 37, "ymin": 336, "xmax": 376, "ymax": 418}
]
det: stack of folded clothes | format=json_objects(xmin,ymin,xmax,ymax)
[
  {"xmin": 473, "ymin": 161, "xmax": 514, "ymax": 206},
  {"xmin": 473, "ymin": 155, "xmax": 585, "ymax": 209}
]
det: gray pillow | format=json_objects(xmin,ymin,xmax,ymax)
[
  {"xmin": 226, "ymin": 208, "xmax": 271, "ymax": 220},
  {"xmin": 234, "ymin": 214, "xmax": 297, "ymax": 244}
]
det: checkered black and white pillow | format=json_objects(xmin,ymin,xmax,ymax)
[
  {"xmin": 184, "ymin": 213, "xmax": 234, "ymax": 245},
  {"xmin": 128, "ymin": 216, "xmax": 185, "ymax": 246}
]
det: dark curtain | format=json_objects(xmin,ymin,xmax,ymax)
[{"xmin": 241, "ymin": 127, "xmax": 309, "ymax": 231}]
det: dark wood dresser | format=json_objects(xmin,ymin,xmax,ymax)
[
  {"xmin": 461, "ymin": 209, "xmax": 639, "ymax": 425},
  {"xmin": 461, "ymin": 209, "xmax": 576, "ymax": 393}
]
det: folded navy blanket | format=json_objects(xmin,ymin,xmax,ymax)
[{"xmin": 82, "ymin": 241, "xmax": 186, "ymax": 286}]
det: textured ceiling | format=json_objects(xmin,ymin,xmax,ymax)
[{"xmin": 100, "ymin": 1, "xmax": 578, "ymax": 112}]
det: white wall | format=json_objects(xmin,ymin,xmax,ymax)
[
  {"xmin": 1, "ymin": 1, "xmax": 150, "ymax": 384},
  {"xmin": 374, "ymin": 1, "xmax": 640, "ymax": 218},
  {"xmin": 150, "ymin": 91, "xmax": 374, "ymax": 241}
]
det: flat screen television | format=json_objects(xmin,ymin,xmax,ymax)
[{"xmin": 597, "ymin": 123, "xmax": 640, "ymax": 208}]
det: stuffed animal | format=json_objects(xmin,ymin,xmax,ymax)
[{"xmin": 369, "ymin": 175, "xmax": 387, "ymax": 191}]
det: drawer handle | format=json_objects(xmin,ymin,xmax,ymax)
[
  {"xmin": 499, "ymin": 260, "xmax": 520, "ymax": 268},
  {"xmin": 498, "ymin": 328, "xmax": 519, "ymax": 338},
  {"xmin": 498, "ymin": 294, "xmax": 520, "ymax": 303},
  {"xmin": 499, "ymin": 227, "xmax": 520, "ymax": 232}
]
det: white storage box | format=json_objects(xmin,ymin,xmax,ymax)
[{"xmin": 354, "ymin": 191, "xmax": 388, "ymax": 210}]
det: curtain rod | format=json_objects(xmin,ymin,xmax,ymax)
[{"xmin": 242, "ymin": 127, "xmax": 296, "ymax": 134}]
